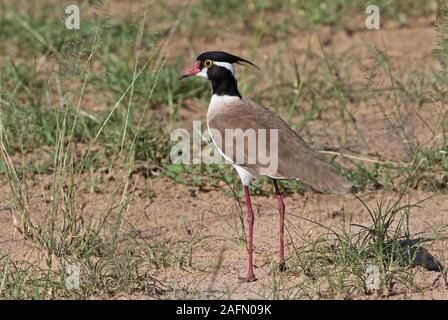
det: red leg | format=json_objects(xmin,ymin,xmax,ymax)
[
  {"xmin": 239, "ymin": 185, "xmax": 257, "ymax": 282},
  {"xmin": 273, "ymin": 180, "xmax": 287, "ymax": 272}
]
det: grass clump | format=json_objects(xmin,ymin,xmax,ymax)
[{"xmin": 274, "ymin": 191, "xmax": 439, "ymax": 299}]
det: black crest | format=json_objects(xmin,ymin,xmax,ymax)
[{"xmin": 197, "ymin": 51, "xmax": 260, "ymax": 70}]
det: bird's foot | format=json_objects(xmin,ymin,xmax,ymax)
[
  {"xmin": 238, "ymin": 274, "xmax": 257, "ymax": 283},
  {"xmin": 279, "ymin": 261, "xmax": 287, "ymax": 273}
]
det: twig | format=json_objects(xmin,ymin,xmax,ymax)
[{"xmin": 318, "ymin": 150, "xmax": 409, "ymax": 166}]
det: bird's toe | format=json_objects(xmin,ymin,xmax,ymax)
[
  {"xmin": 238, "ymin": 274, "xmax": 257, "ymax": 283},
  {"xmin": 279, "ymin": 261, "xmax": 287, "ymax": 273}
]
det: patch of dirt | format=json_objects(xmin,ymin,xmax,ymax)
[
  {"xmin": 1, "ymin": 174, "xmax": 447, "ymax": 299},
  {"xmin": 144, "ymin": 179, "xmax": 448, "ymax": 299}
]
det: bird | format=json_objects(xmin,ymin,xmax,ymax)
[{"xmin": 180, "ymin": 51, "xmax": 357, "ymax": 282}]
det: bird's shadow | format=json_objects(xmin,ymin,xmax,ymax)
[{"xmin": 391, "ymin": 238, "xmax": 444, "ymax": 272}]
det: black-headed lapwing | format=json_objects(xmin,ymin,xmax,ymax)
[{"xmin": 181, "ymin": 51, "xmax": 356, "ymax": 282}]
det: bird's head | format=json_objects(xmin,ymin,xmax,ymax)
[{"xmin": 180, "ymin": 51, "xmax": 259, "ymax": 82}]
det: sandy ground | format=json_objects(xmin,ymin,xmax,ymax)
[
  {"xmin": 1, "ymin": 4, "xmax": 447, "ymax": 299},
  {"xmin": 139, "ymin": 179, "xmax": 448, "ymax": 299},
  {"xmin": 1, "ymin": 174, "xmax": 447, "ymax": 299}
]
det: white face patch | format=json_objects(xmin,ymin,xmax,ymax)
[
  {"xmin": 196, "ymin": 68, "xmax": 208, "ymax": 79},
  {"xmin": 214, "ymin": 61, "xmax": 236, "ymax": 77},
  {"xmin": 196, "ymin": 61, "xmax": 237, "ymax": 80}
]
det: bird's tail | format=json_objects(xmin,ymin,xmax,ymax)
[{"xmin": 307, "ymin": 164, "xmax": 357, "ymax": 195}]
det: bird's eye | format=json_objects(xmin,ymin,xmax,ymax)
[{"xmin": 204, "ymin": 59, "xmax": 213, "ymax": 68}]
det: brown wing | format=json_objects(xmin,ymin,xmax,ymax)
[{"xmin": 207, "ymin": 98, "xmax": 354, "ymax": 194}]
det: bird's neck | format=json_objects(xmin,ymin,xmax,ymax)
[{"xmin": 211, "ymin": 74, "xmax": 241, "ymax": 98}]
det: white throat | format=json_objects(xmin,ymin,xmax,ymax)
[{"xmin": 208, "ymin": 94, "xmax": 240, "ymax": 115}]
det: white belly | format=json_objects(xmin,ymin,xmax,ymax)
[{"xmin": 233, "ymin": 164, "xmax": 255, "ymax": 186}]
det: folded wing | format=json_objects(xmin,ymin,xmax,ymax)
[{"xmin": 207, "ymin": 98, "xmax": 354, "ymax": 194}]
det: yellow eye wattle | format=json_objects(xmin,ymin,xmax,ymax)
[{"xmin": 204, "ymin": 59, "xmax": 213, "ymax": 68}]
